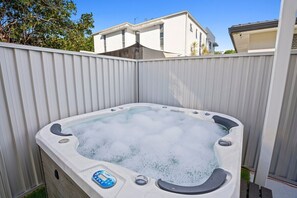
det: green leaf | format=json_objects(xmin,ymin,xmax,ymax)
[{"xmin": 0, "ymin": 0, "xmax": 94, "ymax": 51}]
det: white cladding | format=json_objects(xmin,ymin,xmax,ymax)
[
  {"xmin": 93, "ymin": 12, "xmax": 214, "ymax": 56},
  {"xmin": 139, "ymin": 25, "xmax": 160, "ymax": 50},
  {"xmin": 186, "ymin": 15, "xmax": 207, "ymax": 55},
  {"xmin": 106, "ymin": 31, "xmax": 123, "ymax": 51},
  {"xmin": 163, "ymin": 14, "xmax": 187, "ymax": 55},
  {"xmin": 126, "ymin": 29, "xmax": 136, "ymax": 47}
]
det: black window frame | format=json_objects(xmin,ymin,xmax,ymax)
[
  {"xmin": 122, "ymin": 29, "xmax": 125, "ymax": 48},
  {"xmin": 199, "ymin": 32, "xmax": 202, "ymax": 55},
  {"xmin": 103, "ymin": 35, "xmax": 107, "ymax": 52},
  {"xmin": 135, "ymin": 31, "xmax": 140, "ymax": 43},
  {"xmin": 160, "ymin": 24, "xmax": 164, "ymax": 50}
]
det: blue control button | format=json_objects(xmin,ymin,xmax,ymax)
[{"xmin": 92, "ymin": 170, "xmax": 116, "ymax": 189}]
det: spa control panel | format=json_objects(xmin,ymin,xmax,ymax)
[{"xmin": 92, "ymin": 170, "xmax": 116, "ymax": 188}]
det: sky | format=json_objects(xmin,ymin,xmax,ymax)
[{"xmin": 73, "ymin": 0, "xmax": 281, "ymax": 51}]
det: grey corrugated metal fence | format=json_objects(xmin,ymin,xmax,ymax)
[
  {"xmin": 0, "ymin": 43, "xmax": 138, "ymax": 197},
  {"xmin": 138, "ymin": 52, "xmax": 297, "ymax": 185},
  {"xmin": 270, "ymin": 55, "xmax": 297, "ymax": 185},
  {"xmin": 0, "ymin": 42, "xmax": 297, "ymax": 197}
]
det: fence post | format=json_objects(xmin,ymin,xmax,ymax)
[{"xmin": 255, "ymin": 0, "xmax": 297, "ymax": 186}]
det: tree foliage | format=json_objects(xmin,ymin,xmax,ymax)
[
  {"xmin": 201, "ymin": 44, "xmax": 209, "ymax": 55},
  {"xmin": 191, "ymin": 41, "xmax": 198, "ymax": 56},
  {"xmin": 224, "ymin": 49, "xmax": 236, "ymax": 54},
  {"xmin": 0, "ymin": 0, "xmax": 94, "ymax": 51}
]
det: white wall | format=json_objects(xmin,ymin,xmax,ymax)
[
  {"xmin": 186, "ymin": 16, "xmax": 207, "ymax": 56},
  {"xmin": 105, "ymin": 31, "xmax": 123, "ymax": 52},
  {"xmin": 94, "ymin": 14, "xmax": 188, "ymax": 55},
  {"xmin": 94, "ymin": 13, "xmax": 210, "ymax": 56},
  {"xmin": 94, "ymin": 31, "xmax": 124, "ymax": 53},
  {"xmin": 94, "ymin": 29, "xmax": 136, "ymax": 53},
  {"xmin": 94, "ymin": 34, "xmax": 104, "ymax": 53},
  {"xmin": 234, "ymin": 26, "xmax": 297, "ymax": 53},
  {"xmin": 249, "ymin": 31, "xmax": 277, "ymax": 51},
  {"xmin": 140, "ymin": 25, "xmax": 161, "ymax": 50},
  {"xmin": 163, "ymin": 14, "xmax": 186, "ymax": 55},
  {"xmin": 126, "ymin": 29, "xmax": 136, "ymax": 48},
  {"xmin": 248, "ymin": 28, "xmax": 297, "ymax": 52},
  {"xmin": 201, "ymin": 33, "xmax": 207, "ymax": 53}
]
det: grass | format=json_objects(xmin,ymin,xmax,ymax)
[
  {"xmin": 24, "ymin": 187, "xmax": 46, "ymax": 198},
  {"xmin": 241, "ymin": 167, "xmax": 250, "ymax": 182}
]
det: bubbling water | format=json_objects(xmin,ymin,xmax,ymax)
[{"xmin": 63, "ymin": 107, "xmax": 228, "ymax": 186}]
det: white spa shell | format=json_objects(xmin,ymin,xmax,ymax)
[{"xmin": 36, "ymin": 103, "xmax": 243, "ymax": 198}]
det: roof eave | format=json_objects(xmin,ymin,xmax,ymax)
[
  {"xmin": 92, "ymin": 22, "xmax": 133, "ymax": 36},
  {"xmin": 227, "ymin": 18, "xmax": 297, "ymax": 53},
  {"xmin": 228, "ymin": 27, "xmax": 238, "ymax": 53},
  {"xmin": 187, "ymin": 12, "xmax": 207, "ymax": 34},
  {"xmin": 229, "ymin": 18, "xmax": 297, "ymax": 35},
  {"xmin": 92, "ymin": 11, "xmax": 208, "ymax": 36}
]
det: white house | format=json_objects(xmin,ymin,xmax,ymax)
[
  {"xmin": 93, "ymin": 11, "xmax": 218, "ymax": 57},
  {"xmin": 229, "ymin": 18, "xmax": 297, "ymax": 53}
]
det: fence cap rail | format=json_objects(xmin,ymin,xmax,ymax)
[
  {"xmin": 0, "ymin": 42, "xmax": 138, "ymax": 62},
  {"xmin": 2, "ymin": 42, "xmax": 297, "ymax": 63},
  {"xmin": 138, "ymin": 49, "xmax": 297, "ymax": 62}
]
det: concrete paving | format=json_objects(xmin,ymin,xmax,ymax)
[
  {"xmin": 266, "ymin": 178, "xmax": 297, "ymax": 198},
  {"xmin": 250, "ymin": 173, "xmax": 297, "ymax": 198}
]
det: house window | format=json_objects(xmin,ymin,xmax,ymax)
[
  {"xmin": 209, "ymin": 42, "xmax": 212, "ymax": 50},
  {"xmin": 196, "ymin": 29, "xmax": 198, "ymax": 39},
  {"xmin": 103, "ymin": 35, "xmax": 106, "ymax": 52},
  {"xmin": 160, "ymin": 24, "xmax": 164, "ymax": 50},
  {"xmin": 122, "ymin": 29, "xmax": 125, "ymax": 48},
  {"xmin": 199, "ymin": 32, "xmax": 202, "ymax": 55},
  {"xmin": 190, "ymin": 24, "xmax": 193, "ymax": 32},
  {"xmin": 292, "ymin": 34, "xmax": 297, "ymax": 49},
  {"xmin": 135, "ymin": 31, "xmax": 140, "ymax": 43}
]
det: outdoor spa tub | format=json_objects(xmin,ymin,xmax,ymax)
[{"xmin": 36, "ymin": 103, "xmax": 243, "ymax": 198}]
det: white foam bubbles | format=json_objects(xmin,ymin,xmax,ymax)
[{"xmin": 66, "ymin": 107, "xmax": 228, "ymax": 186}]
